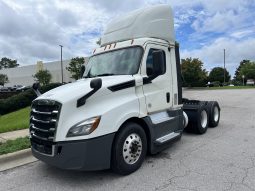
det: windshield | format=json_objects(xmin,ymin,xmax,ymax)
[{"xmin": 83, "ymin": 46, "xmax": 143, "ymax": 78}]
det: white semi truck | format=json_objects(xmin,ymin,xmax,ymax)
[{"xmin": 30, "ymin": 5, "xmax": 220, "ymax": 175}]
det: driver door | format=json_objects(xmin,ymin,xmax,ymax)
[{"xmin": 142, "ymin": 44, "xmax": 173, "ymax": 114}]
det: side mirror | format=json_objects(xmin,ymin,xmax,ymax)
[
  {"xmin": 90, "ymin": 78, "xmax": 102, "ymax": 90},
  {"xmin": 151, "ymin": 50, "xmax": 164, "ymax": 78},
  {"xmin": 80, "ymin": 65, "xmax": 86, "ymax": 78},
  {"xmin": 77, "ymin": 78, "xmax": 102, "ymax": 107},
  {"xmin": 32, "ymin": 82, "xmax": 41, "ymax": 97},
  {"xmin": 32, "ymin": 82, "xmax": 40, "ymax": 90}
]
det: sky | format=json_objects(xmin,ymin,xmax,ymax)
[{"xmin": 0, "ymin": 0, "xmax": 255, "ymax": 76}]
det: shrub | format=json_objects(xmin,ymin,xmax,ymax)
[
  {"xmin": 0, "ymin": 83, "xmax": 62, "ymax": 115},
  {"xmin": 40, "ymin": 83, "xmax": 62, "ymax": 93},
  {"xmin": 232, "ymin": 80, "xmax": 242, "ymax": 86},
  {"xmin": 0, "ymin": 91, "xmax": 20, "ymax": 99},
  {"xmin": 0, "ymin": 89, "xmax": 36, "ymax": 115}
]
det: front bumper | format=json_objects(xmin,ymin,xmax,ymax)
[{"xmin": 31, "ymin": 133, "xmax": 115, "ymax": 171}]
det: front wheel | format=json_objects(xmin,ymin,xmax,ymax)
[{"xmin": 111, "ymin": 122, "xmax": 147, "ymax": 175}]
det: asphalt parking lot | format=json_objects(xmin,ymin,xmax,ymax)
[{"xmin": 1, "ymin": 89, "xmax": 255, "ymax": 191}]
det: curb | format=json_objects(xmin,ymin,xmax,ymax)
[{"xmin": 0, "ymin": 148, "xmax": 38, "ymax": 172}]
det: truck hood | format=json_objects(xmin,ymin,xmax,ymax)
[{"xmin": 36, "ymin": 75, "xmax": 134, "ymax": 103}]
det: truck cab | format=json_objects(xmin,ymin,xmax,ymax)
[{"xmin": 29, "ymin": 5, "xmax": 220, "ymax": 175}]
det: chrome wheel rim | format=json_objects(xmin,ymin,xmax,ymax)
[
  {"xmin": 214, "ymin": 106, "xmax": 219, "ymax": 122},
  {"xmin": 123, "ymin": 133, "xmax": 142, "ymax": 165},
  {"xmin": 201, "ymin": 110, "xmax": 208, "ymax": 128}
]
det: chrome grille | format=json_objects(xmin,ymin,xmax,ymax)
[{"xmin": 30, "ymin": 99, "xmax": 61, "ymax": 155}]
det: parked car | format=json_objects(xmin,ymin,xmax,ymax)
[
  {"xmin": 9, "ymin": 85, "xmax": 30, "ymax": 92},
  {"xmin": 16, "ymin": 85, "xmax": 31, "ymax": 92},
  {"xmin": 207, "ymin": 81, "xmax": 221, "ymax": 87},
  {"xmin": 0, "ymin": 86, "xmax": 11, "ymax": 91},
  {"xmin": 11, "ymin": 85, "xmax": 23, "ymax": 91},
  {"xmin": 246, "ymin": 79, "xmax": 255, "ymax": 86}
]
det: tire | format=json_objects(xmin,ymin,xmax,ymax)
[
  {"xmin": 185, "ymin": 104, "xmax": 209, "ymax": 134},
  {"xmin": 111, "ymin": 122, "xmax": 147, "ymax": 175},
  {"xmin": 206, "ymin": 101, "xmax": 220, "ymax": 127}
]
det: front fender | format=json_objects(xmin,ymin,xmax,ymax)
[{"xmin": 56, "ymin": 87, "xmax": 140, "ymax": 141}]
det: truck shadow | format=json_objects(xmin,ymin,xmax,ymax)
[{"xmin": 36, "ymin": 161, "xmax": 133, "ymax": 187}]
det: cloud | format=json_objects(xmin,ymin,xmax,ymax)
[
  {"xmin": 0, "ymin": 0, "xmax": 110, "ymax": 65},
  {"xmin": 181, "ymin": 37, "xmax": 255, "ymax": 76},
  {"xmin": 0, "ymin": 0, "xmax": 254, "ymax": 78},
  {"xmin": 230, "ymin": 29, "xmax": 255, "ymax": 39},
  {"xmin": 89, "ymin": 0, "xmax": 146, "ymax": 12}
]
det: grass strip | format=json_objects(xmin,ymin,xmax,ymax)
[
  {"xmin": 0, "ymin": 107, "xmax": 30, "ymax": 133},
  {"xmin": 207, "ymin": 86, "xmax": 255, "ymax": 90},
  {"xmin": 0, "ymin": 137, "xmax": 30, "ymax": 155},
  {"xmin": 186, "ymin": 86, "xmax": 255, "ymax": 90}
]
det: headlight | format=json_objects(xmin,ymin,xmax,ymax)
[{"xmin": 66, "ymin": 116, "xmax": 101, "ymax": 137}]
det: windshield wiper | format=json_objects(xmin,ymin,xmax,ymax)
[
  {"xmin": 94, "ymin": 73, "xmax": 115, "ymax": 77},
  {"xmin": 83, "ymin": 73, "xmax": 115, "ymax": 78},
  {"xmin": 83, "ymin": 75, "xmax": 91, "ymax": 78},
  {"xmin": 83, "ymin": 72, "xmax": 92, "ymax": 78}
]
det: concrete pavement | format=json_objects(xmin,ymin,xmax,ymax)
[{"xmin": 0, "ymin": 129, "xmax": 29, "ymax": 143}]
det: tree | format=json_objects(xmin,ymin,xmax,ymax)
[
  {"xmin": 209, "ymin": 67, "xmax": 231, "ymax": 83},
  {"xmin": 33, "ymin": 70, "xmax": 52, "ymax": 86},
  {"xmin": 0, "ymin": 57, "xmax": 19, "ymax": 70},
  {"xmin": 239, "ymin": 62, "xmax": 255, "ymax": 79},
  {"xmin": 181, "ymin": 58, "xmax": 208, "ymax": 87},
  {"xmin": 234, "ymin": 60, "xmax": 255, "ymax": 82},
  {"xmin": 0, "ymin": 74, "xmax": 9, "ymax": 86},
  {"xmin": 66, "ymin": 57, "xmax": 85, "ymax": 80},
  {"xmin": 234, "ymin": 60, "xmax": 250, "ymax": 81}
]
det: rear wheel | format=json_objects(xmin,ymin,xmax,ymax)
[
  {"xmin": 185, "ymin": 104, "xmax": 209, "ymax": 134},
  {"xmin": 196, "ymin": 108, "xmax": 208, "ymax": 134},
  {"xmin": 111, "ymin": 122, "xmax": 147, "ymax": 175},
  {"xmin": 206, "ymin": 101, "xmax": 220, "ymax": 127}
]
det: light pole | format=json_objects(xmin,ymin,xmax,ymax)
[
  {"xmin": 242, "ymin": 75, "xmax": 245, "ymax": 86},
  {"xmin": 59, "ymin": 45, "xmax": 64, "ymax": 83},
  {"xmin": 223, "ymin": 49, "xmax": 226, "ymax": 85}
]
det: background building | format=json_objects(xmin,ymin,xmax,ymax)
[{"xmin": 0, "ymin": 58, "xmax": 88, "ymax": 86}]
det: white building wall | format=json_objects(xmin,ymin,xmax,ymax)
[{"xmin": 0, "ymin": 58, "xmax": 88, "ymax": 86}]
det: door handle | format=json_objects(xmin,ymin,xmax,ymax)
[{"xmin": 166, "ymin": 92, "xmax": 170, "ymax": 103}]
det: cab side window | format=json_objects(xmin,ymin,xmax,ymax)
[{"xmin": 146, "ymin": 48, "xmax": 166, "ymax": 76}]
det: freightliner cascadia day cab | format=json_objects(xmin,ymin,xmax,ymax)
[{"xmin": 29, "ymin": 5, "xmax": 221, "ymax": 175}]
